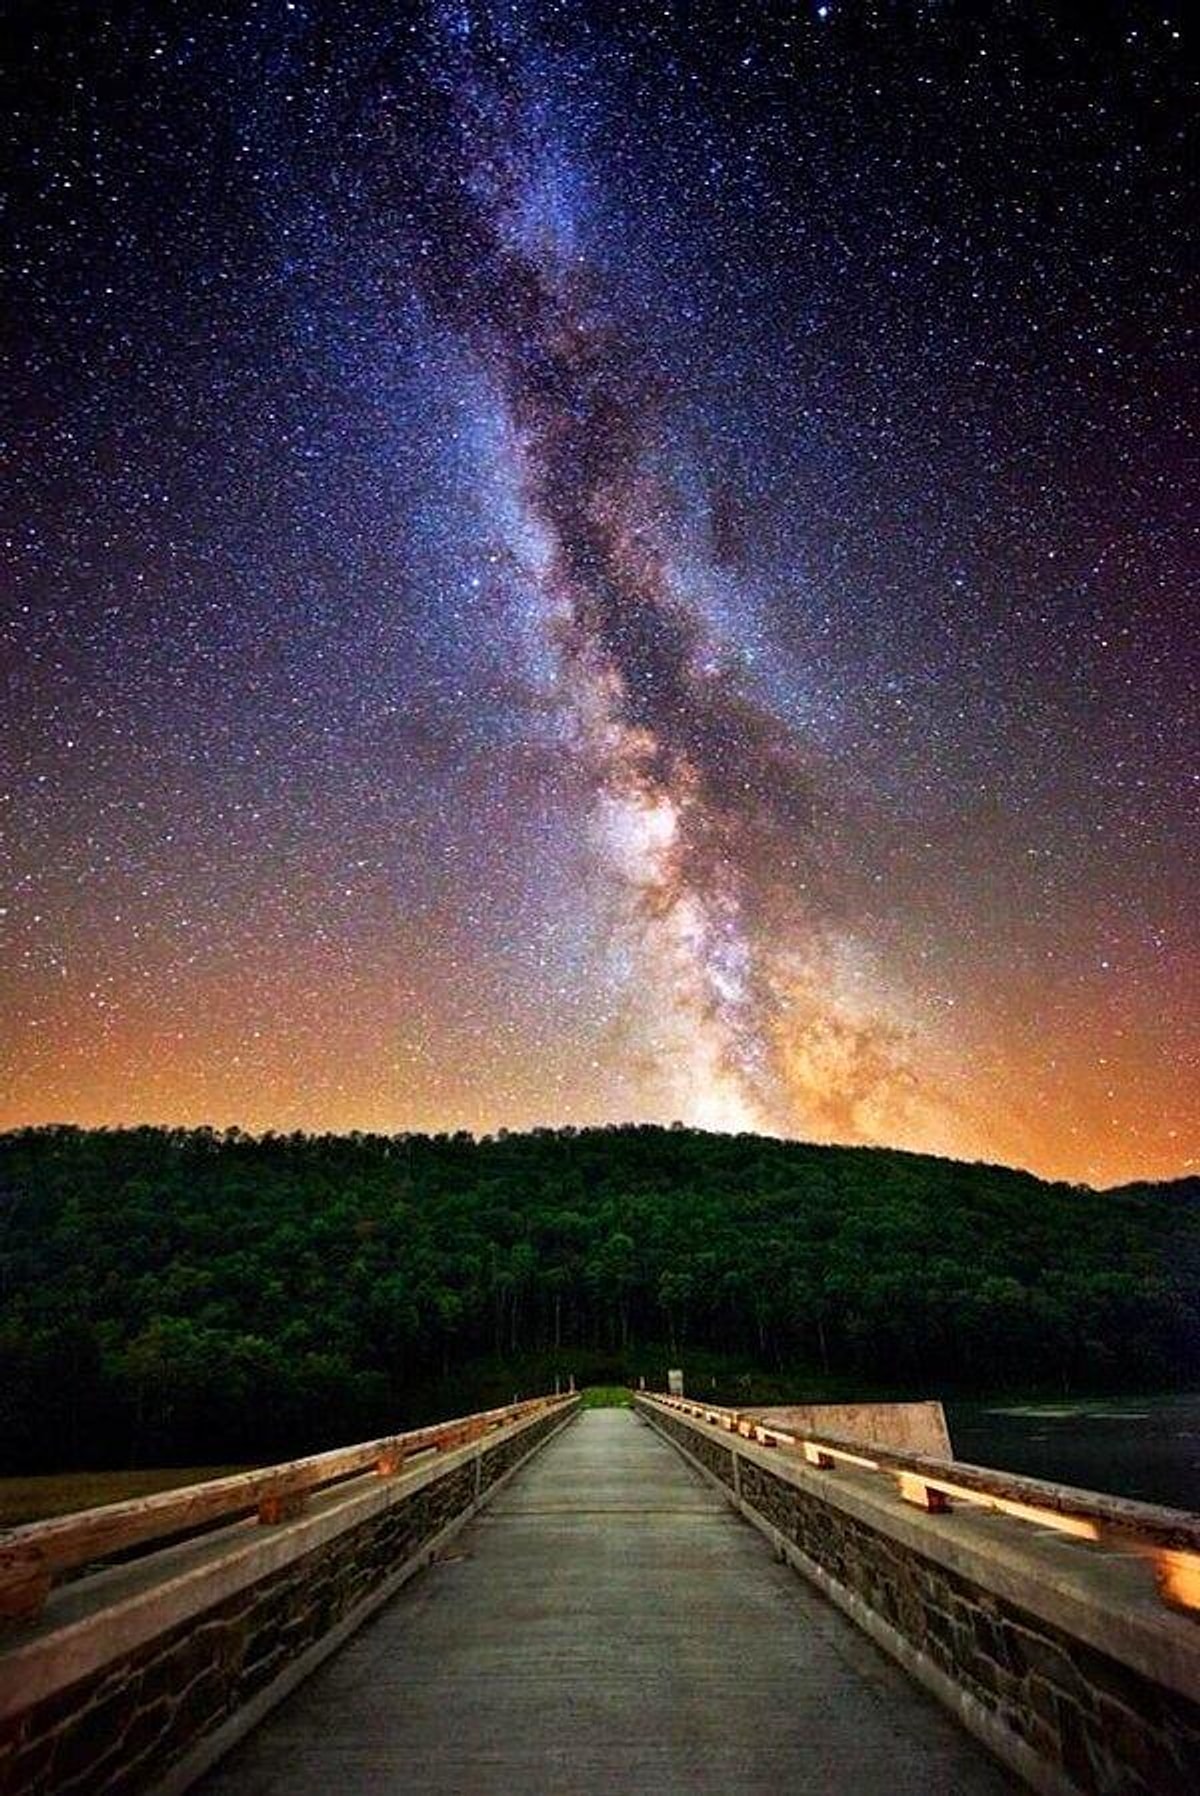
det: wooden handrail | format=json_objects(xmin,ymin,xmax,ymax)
[
  {"xmin": 0, "ymin": 1394, "xmax": 572, "ymax": 1622},
  {"xmin": 641, "ymin": 1392, "xmax": 1200, "ymax": 1609}
]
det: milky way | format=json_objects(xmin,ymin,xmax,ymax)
[
  {"xmin": 385, "ymin": 21, "xmax": 899, "ymax": 1137},
  {"xmin": 2, "ymin": 2, "xmax": 1196, "ymax": 1182}
]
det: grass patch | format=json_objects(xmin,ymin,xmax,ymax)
[
  {"xmin": 0, "ymin": 1466, "xmax": 248, "ymax": 1528},
  {"xmin": 578, "ymin": 1385, "xmax": 634, "ymax": 1408}
]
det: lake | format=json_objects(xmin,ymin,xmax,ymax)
[{"xmin": 945, "ymin": 1393, "xmax": 1200, "ymax": 1511}]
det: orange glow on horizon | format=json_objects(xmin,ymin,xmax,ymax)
[{"xmin": 0, "ymin": 931, "xmax": 1195, "ymax": 1186}]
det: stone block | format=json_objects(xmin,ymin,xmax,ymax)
[{"xmin": 1008, "ymin": 1623, "xmax": 1093, "ymax": 1708}]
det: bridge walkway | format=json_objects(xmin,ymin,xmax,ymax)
[{"xmin": 200, "ymin": 1408, "xmax": 1015, "ymax": 1793}]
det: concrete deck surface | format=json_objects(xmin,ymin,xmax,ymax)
[{"xmin": 200, "ymin": 1409, "xmax": 1015, "ymax": 1793}]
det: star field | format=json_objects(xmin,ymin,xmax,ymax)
[{"xmin": 2, "ymin": 1, "xmax": 1196, "ymax": 1183}]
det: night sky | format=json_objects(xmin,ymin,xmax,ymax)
[{"xmin": 3, "ymin": 2, "xmax": 1196, "ymax": 1185}]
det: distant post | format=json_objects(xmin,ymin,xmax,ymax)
[{"xmin": 668, "ymin": 1368, "xmax": 684, "ymax": 1396}]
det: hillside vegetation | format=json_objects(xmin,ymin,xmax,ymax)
[{"xmin": 1, "ymin": 1124, "xmax": 1196, "ymax": 1471}]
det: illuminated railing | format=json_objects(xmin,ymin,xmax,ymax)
[
  {"xmin": 644, "ymin": 1392, "xmax": 1200, "ymax": 1613},
  {"xmin": 0, "ymin": 1394, "xmax": 572, "ymax": 1625}
]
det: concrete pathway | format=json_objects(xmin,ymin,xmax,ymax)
[{"xmin": 201, "ymin": 1409, "xmax": 1015, "ymax": 1793}]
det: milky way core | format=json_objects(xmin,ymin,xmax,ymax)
[{"xmin": 3, "ymin": 3, "xmax": 1196, "ymax": 1184}]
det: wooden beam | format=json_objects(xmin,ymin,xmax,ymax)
[{"xmin": 0, "ymin": 1393, "xmax": 573, "ymax": 1620}]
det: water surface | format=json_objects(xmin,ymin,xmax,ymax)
[{"xmin": 945, "ymin": 1393, "xmax": 1199, "ymax": 1510}]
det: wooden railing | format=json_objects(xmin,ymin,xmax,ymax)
[
  {"xmin": 645, "ymin": 1392, "xmax": 1200, "ymax": 1613},
  {"xmin": 0, "ymin": 1394, "xmax": 570, "ymax": 1625}
]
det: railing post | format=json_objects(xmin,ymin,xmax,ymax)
[
  {"xmin": 257, "ymin": 1488, "xmax": 308, "ymax": 1525},
  {"xmin": 0, "ymin": 1543, "xmax": 51, "ymax": 1623},
  {"xmin": 897, "ymin": 1473, "xmax": 952, "ymax": 1514}
]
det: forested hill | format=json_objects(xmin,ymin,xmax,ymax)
[{"xmin": 1, "ymin": 1124, "xmax": 1197, "ymax": 1471}]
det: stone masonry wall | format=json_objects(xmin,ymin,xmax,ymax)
[
  {"xmin": 651, "ymin": 1415, "xmax": 737, "ymax": 1491},
  {"xmin": 642, "ymin": 1402, "xmax": 1200, "ymax": 1796},
  {"xmin": 0, "ymin": 1407, "xmax": 568, "ymax": 1796}
]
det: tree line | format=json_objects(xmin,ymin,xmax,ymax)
[{"xmin": 1, "ymin": 1123, "xmax": 1196, "ymax": 1469}]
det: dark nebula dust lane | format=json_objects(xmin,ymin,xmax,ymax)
[{"xmin": 2, "ymin": 2, "xmax": 1196, "ymax": 1183}]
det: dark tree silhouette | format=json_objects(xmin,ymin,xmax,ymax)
[{"xmin": 0, "ymin": 1125, "xmax": 1195, "ymax": 1470}]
